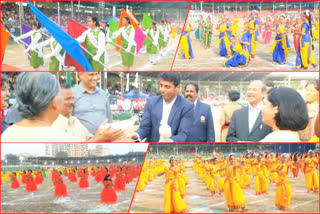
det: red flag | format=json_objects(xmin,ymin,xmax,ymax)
[
  {"xmin": 1, "ymin": 25, "xmax": 10, "ymax": 63},
  {"xmin": 116, "ymin": 9, "xmax": 139, "ymax": 52},
  {"xmin": 166, "ymin": 19, "xmax": 172, "ymax": 25},
  {"xmin": 65, "ymin": 18, "xmax": 88, "ymax": 71}
]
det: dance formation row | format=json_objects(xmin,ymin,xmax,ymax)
[
  {"xmin": 11, "ymin": 17, "xmax": 174, "ymax": 71},
  {"xmin": 1, "ymin": 165, "xmax": 141, "ymax": 205},
  {"xmin": 180, "ymin": 10, "xmax": 318, "ymax": 69},
  {"xmin": 136, "ymin": 151, "xmax": 318, "ymax": 213}
]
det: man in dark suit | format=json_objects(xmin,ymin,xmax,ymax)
[
  {"xmin": 227, "ymin": 80, "xmax": 272, "ymax": 142},
  {"xmin": 131, "ymin": 73, "xmax": 194, "ymax": 142},
  {"xmin": 184, "ymin": 83, "xmax": 215, "ymax": 142}
]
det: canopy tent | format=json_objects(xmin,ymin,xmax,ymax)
[{"xmin": 123, "ymin": 90, "xmax": 148, "ymax": 99}]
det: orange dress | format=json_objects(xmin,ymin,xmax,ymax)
[
  {"xmin": 304, "ymin": 157, "xmax": 319, "ymax": 192},
  {"xmin": 224, "ymin": 165, "xmax": 246, "ymax": 210},
  {"xmin": 275, "ymin": 164, "xmax": 292, "ymax": 210},
  {"xmin": 253, "ymin": 163, "xmax": 269, "ymax": 195},
  {"xmin": 164, "ymin": 167, "xmax": 188, "ymax": 213}
]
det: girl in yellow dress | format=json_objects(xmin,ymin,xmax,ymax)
[
  {"xmin": 253, "ymin": 156, "xmax": 269, "ymax": 195},
  {"xmin": 268, "ymin": 153, "xmax": 279, "ymax": 183},
  {"xmin": 271, "ymin": 153, "xmax": 292, "ymax": 211},
  {"xmin": 158, "ymin": 156, "xmax": 188, "ymax": 213},
  {"xmin": 1, "ymin": 171, "xmax": 8, "ymax": 182},
  {"xmin": 223, "ymin": 153, "xmax": 247, "ymax": 212},
  {"xmin": 239, "ymin": 160, "xmax": 251, "ymax": 189},
  {"xmin": 210, "ymin": 157, "xmax": 225, "ymax": 196},
  {"xmin": 217, "ymin": 17, "xmax": 232, "ymax": 56},
  {"xmin": 232, "ymin": 16, "xmax": 239, "ymax": 35},
  {"xmin": 304, "ymin": 150, "xmax": 319, "ymax": 193}
]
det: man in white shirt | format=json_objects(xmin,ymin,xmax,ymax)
[
  {"xmin": 52, "ymin": 83, "xmax": 124, "ymax": 142},
  {"xmin": 131, "ymin": 73, "xmax": 194, "ymax": 142},
  {"xmin": 227, "ymin": 80, "xmax": 272, "ymax": 142}
]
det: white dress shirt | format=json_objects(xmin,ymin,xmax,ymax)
[
  {"xmin": 248, "ymin": 101, "xmax": 263, "ymax": 133},
  {"xmin": 161, "ymin": 97, "xmax": 177, "ymax": 125}
]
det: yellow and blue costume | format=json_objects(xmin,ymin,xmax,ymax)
[
  {"xmin": 270, "ymin": 24, "xmax": 291, "ymax": 64},
  {"xmin": 218, "ymin": 23, "xmax": 231, "ymax": 56},
  {"xmin": 179, "ymin": 23, "xmax": 194, "ymax": 59},
  {"xmin": 296, "ymin": 22, "xmax": 317, "ymax": 68}
]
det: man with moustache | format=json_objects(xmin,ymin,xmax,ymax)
[
  {"xmin": 72, "ymin": 72, "xmax": 113, "ymax": 135},
  {"xmin": 184, "ymin": 82, "xmax": 215, "ymax": 142},
  {"xmin": 131, "ymin": 73, "xmax": 194, "ymax": 142},
  {"xmin": 52, "ymin": 83, "xmax": 124, "ymax": 142},
  {"xmin": 226, "ymin": 80, "xmax": 272, "ymax": 142}
]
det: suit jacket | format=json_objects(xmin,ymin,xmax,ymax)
[
  {"xmin": 226, "ymin": 106, "xmax": 272, "ymax": 142},
  {"xmin": 186, "ymin": 100, "xmax": 215, "ymax": 142},
  {"xmin": 136, "ymin": 95, "xmax": 194, "ymax": 142}
]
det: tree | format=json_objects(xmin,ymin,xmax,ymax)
[
  {"xmin": 4, "ymin": 154, "xmax": 19, "ymax": 163},
  {"xmin": 56, "ymin": 152, "xmax": 68, "ymax": 159}
]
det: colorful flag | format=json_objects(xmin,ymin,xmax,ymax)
[
  {"xmin": 21, "ymin": 23, "xmax": 32, "ymax": 56},
  {"xmin": 116, "ymin": 9, "xmax": 145, "ymax": 54},
  {"xmin": 134, "ymin": 28, "xmax": 146, "ymax": 54},
  {"xmin": 115, "ymin": 8, "xmax": 139, "ymax": 52},
  {"xmin": 27, "ymin": 1, "xmax": 93, "ymax": 71},
  {"xmin": 141, "ymin": 13, "xmax": 154, "ymax": 30},
  {"xmin": 65, "ymin": 18, "xmax": 88, "ymax": 71},
  {"xmin": 109, "ymin": 18, "xmax": 119, "ymax": 33},
  {"xmin": 1, "ymin": 25, "xmax": 10, "ymax": 63},
  {"xmin": 109, "ymin": 18, "xmax": 119, "ymax": 48}
]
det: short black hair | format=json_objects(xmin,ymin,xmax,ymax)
[
  {"xmin": 160, "ymin": 73, "xmax": 181, "ymax": 87},
  {"xmin": 305, "ymin": 79, "xmax": 319, "ymax": 91},
  {"xmin": 184, "ymin": 82, "xmax": 199, "ymax": 93},
  {"xmin": 228, "ymin": 90, "xmax": 240, "ymax": 101},
  {"xmin": 60, "ymin": 82, "xmax": 71, "ymax": 89},
  {"xmin": 1, "ymin": 74, "xmax": 8, "ymax": 87},
  {"xmin": 265, "ymin": 80, "xmax": 274, "ymax": 88},
  {"xmin": 267, "ymin": 87, "xmax": 309, "ymax": 131},
  {"xmin": 32, "ymin": 21, "xmax": 41, "ymax": 29}
]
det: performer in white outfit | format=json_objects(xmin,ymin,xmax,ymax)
[
  {"xmin": 111, "ymin": 17, "xmax": 136, "ymax": 71},
  {"xmin": 143, "ymin": 22, "xmax": 160, "ymax": 65},
  {"xmin": 14, "ymin": 21, "xmax": 44, "ymax": 70},
  {"xmin": 76, "ymin": 17, "xmax": 108, "ymax": 71},
  {"xmin": 32, "ymin": 37, "xmax": 65, "ymax": 71}
]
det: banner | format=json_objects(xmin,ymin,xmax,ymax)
[
  {"xmin": 1, "ymin": 25, "xmax": 10, "ymax": 63},
  {"xmin": 27, "ymin": 1, "xmax": 93, "ymax": 71},
  {"xmin": 65, "ymin": 18, "xmax": 88, "ymax": 71}
]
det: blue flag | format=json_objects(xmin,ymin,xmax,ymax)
[{"xmin": 27, "ymin": 1, "xmax": 93, "ymax": 71}]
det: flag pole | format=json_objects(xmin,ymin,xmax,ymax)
[
  {"xmin": 79, "ymin": 44, "xmax": 111, "ymax": 71},
  {"xmin": 6, "ymin": 30, "xmax": 32, "ymax": 57}
]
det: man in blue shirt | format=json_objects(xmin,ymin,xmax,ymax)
[
  {"xmin": 72, "ymin": 72, "xmax": 113, "ymax": 135},
  {"xmin": 131, "ymin": 73, "xmax": 194, "ymax": 142}
]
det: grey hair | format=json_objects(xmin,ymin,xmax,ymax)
[
  {"xmin": 1, "ymin": 74, "xmax": 8, "ymax": 87},
  {"xmin": 16, "ymin": 72, "xmax": 60, "ymax": 118},
  {"xmin": 250, "ymin": 80, "xmax": 267, "ymax": 92}
]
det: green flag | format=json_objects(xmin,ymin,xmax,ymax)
[
  {"xmin": 109, "ymin": 18, "xmax": 119, "ymax": 33},
  {"xmin": 141, "ymin": 13, "xmax": 154, "ymax": 30},
  {"xmin": 66, "ymin": 72, "xmax": 72, "ymax": 85},
  {"xmin": 109, "ymin": 18, "xmax": 119, "ymax": 47}
]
